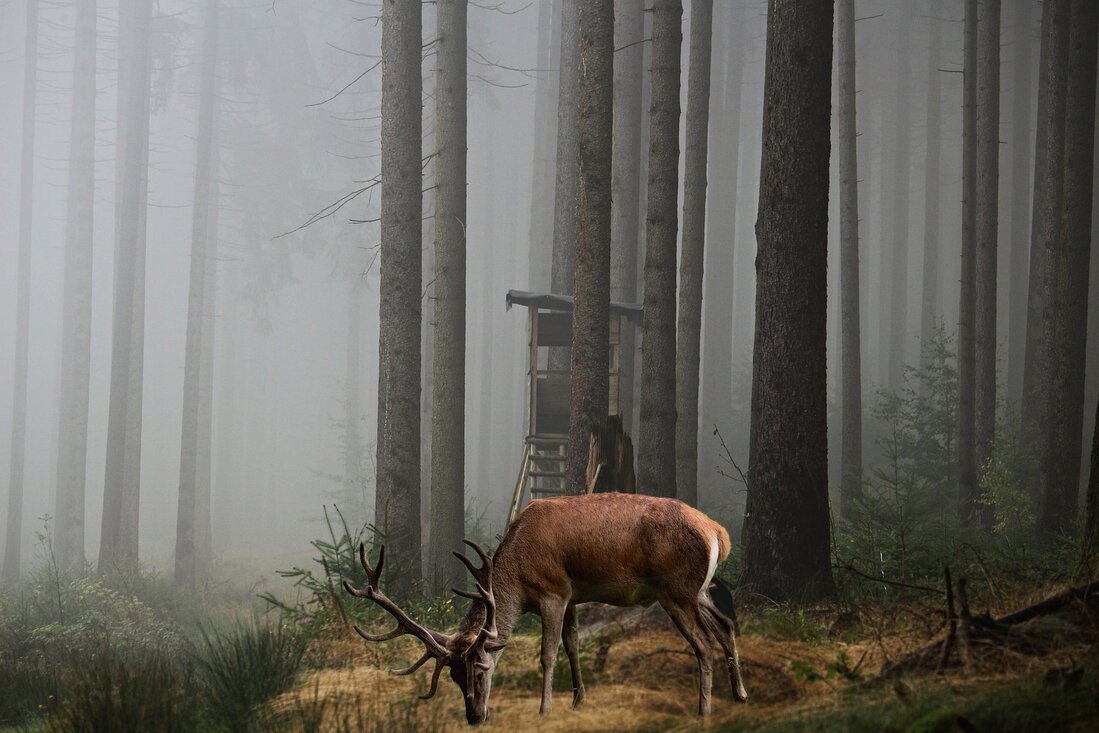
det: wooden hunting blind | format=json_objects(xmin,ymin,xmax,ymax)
[{"xmin": 504, "ymin": 290, "xmax": 643, "ymax": 524}]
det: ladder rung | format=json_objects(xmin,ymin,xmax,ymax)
[
  {"xmin": 529, "ymin": 470, "xmax": 565, "ymax": 478},
  {"xmin": 532, "ymin": 488, "xmax": 566, "ymax": 496}
]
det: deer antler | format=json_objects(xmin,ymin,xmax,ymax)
[
  {"xmin": 452, "ymin": 539, "xmax": 503, "ymax": 655},
  {"xmin": 343, "ymin": 543, "xmax": 452, "ymax": 698}
]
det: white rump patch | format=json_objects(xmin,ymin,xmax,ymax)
[{"xmin": 700, "ymin": 533, "xmax": 719, "ymax": 597}]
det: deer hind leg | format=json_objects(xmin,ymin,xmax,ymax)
[
  {"xmin": 538, "ymin": 597, "xmax": 567, "ymax": 715},
  {"xmin": 662, "ymin": 601, "xmax": 716, "ymax": 716},
  {"xmin": 699, "ymin": 596, "xmax": 748, "ymax": 702},
  {"xmin": 562, "ymin": 602, "xmax": 585, "ymax": 707}
]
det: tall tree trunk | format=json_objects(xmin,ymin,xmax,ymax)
[
  {"xmin": 195, "ymin": 162, "xmax": 220, "ymax": 577},
  {"xmin": 565, "ymin": 0, "xmax": 614, "ymax": 495},
  {"xmin": 611, "ymin": 0, "xmax": 644, "ymax": 429},
  {"xmin": 1028, "ymin": 0, "xmax": 1071, "ymax": 537},
  {"xmin": 1044, "ymin": 0, "xmax": 1097, "ymax": 536},
  {"xmin": 551, "ymin": 0, "xmax": 581, "ymax": 296},
  {"xmin": 674, "ymin": 0, "xmax": 713, "ymax": 508},
  {"xmin": 920, "ymin": 0, "xmax": 944, "ymax": 370},
  {"xmin": 345, "ymin": 276, "xmax": 364, "ymax": 515},
  {"xmin": 1006, "ymin": 0, "xmax": 1034, "ymax": 405},
  {"xmin": 698, "ymin": 0, "xmax": 744, "ymax": 509},
  {"xmin": 1083, "ymin": 396, "xmax": 1099, "ymax": 575},
  {"xmin": 741, "ymin": 0, "xmax": 835, "ymax": 603},
  {"xmin": 888, "ymin": 1, "xmax": 912, "ymax": 390},
  {"xmin": 528, "ymin": 0, "xmax": 560, "ymax": 291},
  {"xmin": 55, "ymin": 0, "xmax": 97, "ymax": 576},
  {"xmin": 958, "ymin": 0, "xmax": 979, "ymax": 526},
  {"xmin": 3, "ymin": 0, "xmax": 39, "ymax": 584},
  {"xmin": 837, "ymin": 0, "xmax": 861, "ymax": 521},
  {"xmin": 175, "ymin": 0, "xmax": 219, "ymax": 586},
  {"xmin": 974, "ymin": 0, "xmax": 1002, "ymax": 529},
  {"xmin": 637, "ymin": 0, "xmax": 682, "ymax": 497},
  {"xmin": 376, "ymin": 0, "xmax": 423, "ymax": 592},
  {"xmin": 428, "ymin": 0, "xmax": 467, "ymax": 595}
]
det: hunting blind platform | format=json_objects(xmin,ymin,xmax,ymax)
[{"xmin": 504, "ymin": 290, "xmax": 643, "ymax": 526}]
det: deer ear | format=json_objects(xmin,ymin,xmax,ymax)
[{"xmin": 484, "ymin": 639, "xmax": 507, "ymax": 653}]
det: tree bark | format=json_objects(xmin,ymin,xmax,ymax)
[
  {"xmin": 888, "ymin": 1, "xmax": 913, "ymax": 390},
  {"xmin": 175, "ymin": 0, "xmax": 219, "ymax": 586},
  {"xmin": 637, "ymin": 0, "xmax": 682, "ymax": 498},
  {"xmin": 611, "ymin": 0, "xmax": 644, "ymax": 429},
  {"xmin": 958, "ymin": 0, "xmax": 979, "ymax": 526},
  {"xmin": 551, "ymin": 0, "xmax": 581, "ymax": 297},
  {"xmin": 974, "ymin": 0, "xmax": 1002, "ymax": 529},
  {"xmin": 55, "ymin": 0, "xmax": 97, "ymax": 575},
  {"xmin": 195, "ymin": 155, "xmax": 219, "ymax": 578},
  {"xmin": 1044, "ymin": 0, "xmax": 1097, "ymax": 536},
  {"xmin": 3, "ymin": 0, "xmax": 38, "ymax": 584},
  {"xmin": 741, "ymin": 0, "xmax": 835, "ymax": 603},
  {"xmin": 1083, "ymin": 397, "xmax": 1099, "ymax": 574},
  {"xmin": 429, "ymin": 0, "xmax": 467, "ymax": 595},
  {"xmin": 528, "ymin": 0, "xmax": 560, "ymax": 291},
  {"xmin": 837, "ymin": 0, "xmax": 861, "ymax": 521},
  {"xmin": 920, "ymin": 0, "xmax": 944, "ymax": 371},
  {"xmin": 376, "ymin": 0, "xmax": 423, "ymax": 593},
  {"xmin": 674, "ymin": 0, "xmax": 713, "ymax": 508}
]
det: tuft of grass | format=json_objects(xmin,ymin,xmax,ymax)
[
  {"xmin": 195, "ymin": 620, "xmax": 308, "ymax": 732},
  {"xmin": 0, "ymin": 658, "xmax": 59, "ymax": 727}
]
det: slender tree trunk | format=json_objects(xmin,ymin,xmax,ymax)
[
  {"xmin": 1006, "ymin": 0, "xmax": 1034, "ymax": 405},
  {"xmin": 175, "ymin": 0, "xmax": 219, "ymax": 586},
  {"xmin": 429, "ymin": 0, "xmax": 467, "ymax": 595},
  {"xmin": 376, "ymin": 0, "xmax": 423, "ymax": 592},
  {"xmin": 3, "ymin": 0, "xmax": 39, "ymax": 584},
  {"xmin": 528, "ymin": 0, "xmax": 560, "ymax": 291},
  {"xmin": 551, "ymin": 0, "xmax": 581, "ymax": 296},
  {"xmin": 1044, "ymin": 0, "xmax": 1097, "ymax": 536},
  {"xmin": 1083, "ymin": 396, "xmax": 1099, "ymax": 575},
  {"xmin": 741, "ymin": 0, "xmax": 836, "ymax": 603},
  {"xmin": 674, "ymin": 0, "xmax": 713, "ymax": 508},
  {"xmin": 888, "ymin": 1, "xmax": 912, "ymax": 390},
  {"xmin": 195, "ymin": 162, "xmax": 219, "ymax": 577},
  {"xmin": 837, "ymin": 0, "xmax": 861, "ymax": 521},
  {"xmin": 974, "ymin": 0, "xmax": 1001, "ymax": 529},
  {"xmin": 698, "ymin": 0, "xmax": 744, "ymax": 509},
  {"xmin": 55, "ymin": 0, "xmax": 97, "ymax": 575},
  {"xmin": 958, "ymin": 0, "xmax": 979, "ymax": 526},
  {"xmin": 920, "ymin": 0, "xmax": 944, "ymax": 370},
  {"xmin": 637, "ymin": 0, "xmax": 682, "ymax": 497},
  {"xmin": 565, "ymin": 0, "xmax": 614, "ymax": 495},
  {"xmin": 345, "ymin": 277, "xmax": 364, "ymax": 517},
  {"xmin": 611, "ymin": 0, "xmax": 644, "ymax": 429}
]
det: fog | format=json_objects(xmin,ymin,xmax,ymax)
[{"xmin": 1, "ymin": 0, "xmax": 1097, "ymax": 580}]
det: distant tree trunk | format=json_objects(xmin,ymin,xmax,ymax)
[
  {"xmin": 551, "ymin": 0, "xmax": 581, "ymax": 297},
  {"xmin": 741, "ymin": 0, "xmax": 835, "ymax": 603},
  {"xmin": 528, "ymin": 0, "xmax": 560, "ymax": 291},
  {"xmin": 888, "ymin": 1, "xmax": 912, "ymax": 390},
  {"xmin": 1044, "ymin": 0, "xmax": 1097, "ymax": 536},
  {"xmin": 55, "ymin": 0, "xmax": 97, "ymax": 575},
  {"xmin": 698, "ymin": 1, "xmax": 743, "ymax": 508},
  {"xmin": 428, "ymin": 0, "xmax": 467, "ymax": 595},
  {"xmin": 974, "ymin": 0, "xmax": 1001, "ymax": 529},
  {"xmin": 637, "ymin": 0, "xmax": 682, "ymax": 497},
  {"xmin": 345, "ymin": 276, "xmax": 364, "ymax": 515},
  {"xmin": 1006, "ymin": 0, "xmax": 1034, "ymax": 405},
  {"xmin": 837, "ymin": 0, "xmax": 861, "ymax": 521},
  {"xmin": 611, "ymin": 0, "xmax": 644, "ymax": 429},
  {"xmin": 957, "ymin": 0, "xmax": 979, "ymax": 526},
  {"xmin": 674, "ymin": 0, "xmax": 713, "ymax": 508},
  {"xmin": 920, "ymin": 0, "xmax": 944, "ymax": 370},
  {"xmin": 565, "ymin": 0, "xmax": 614, "ymax": 495},
  {"xmin": 175, "ymin": 0, "xmax": 219, "ymax": 586},
  {"xmin": 195, "ymin": 163, "xmax": 219, "ymax": 577},
  {"xmin": 376, "ymin": 0, "xmax": 423, "ymax": 592},
  {"xmin": 1027, "ymin": 0, "xmax": 1071, "ymax": 537},
  {"xmin": 3, "ymin": 0, "xmax": 39, "ymax": 584},
  {"xmin": 1082, "ymin": 397, "xmax": 1099, "ymax": 575}
]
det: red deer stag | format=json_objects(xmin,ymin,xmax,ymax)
[{"xmin": 343, "ymin": 493, "xmax": 747, "ymax": 724}]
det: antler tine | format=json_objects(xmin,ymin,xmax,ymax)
[
  {"xmin": 461, "ymin": 538, "xmax": 492, "ymax": 569},
  {"xmin": 391, "ymin": 650, "xmax": 433, "ymax": 676},
  {"xmin": 357, "ymin": 542, "xmax": 384, "ymax": 588},
  {"xmin": 351, "ymin": 624, "xmax": 403, "ymax": 643},
  {"xmin": 453, "ymin": 539, "xmax": 500, "ymax": 648},
  {"xmin": 418, "ymin": 659, "xmax": 445, "ymax": 700}
]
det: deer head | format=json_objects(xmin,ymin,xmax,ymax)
[{"xmin": 343, "ymin": 540, "xmax": 507, "ymax": 725}]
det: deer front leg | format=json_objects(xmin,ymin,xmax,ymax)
[
  {"xmin": 538, "ymin": 598, "xmax": 566, "ymax": 715},
  {"xmin": 562, "ymin": 602, "xmax": 585, "ymax": 707}
]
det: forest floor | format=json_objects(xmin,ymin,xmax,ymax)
[{"xmin": 273, "ymin": 591, "xmax": 1099, "ymax": 733}]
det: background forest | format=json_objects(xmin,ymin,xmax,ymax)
[{"xmin": 1, "ymin": 0, "xmax": 1098, "ymax": 731}]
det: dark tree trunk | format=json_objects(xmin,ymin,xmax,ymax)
[
  {"xmin": 1083, "ymin": 397, "xmax": 1099, "ymax": 574},
  {"xmin": 958, "ymin": 0, "xmax": 979, "ymax": 526},
  {"xmin": 888, "ymin": 1, "xmax": 913, "ymax": 390},
  {"xmin": 1006, "ymin": 0, "xmax": 1035, "ymax": 405},
  {"xmin": 674, "ymin": 0, "xmax": 713, "ymax": 508},
  {"xmin": 3, "ymin": 0, "xmax": 38, "ymax": 584},
  {"xmin": 741, "ymin": 0, "xmax": 835, "ymax": 603},
  {"xmin": 429, "ymin": 0, "xmax": 467, "ymax": 594},
  {"xmin": 611, "ymin": 0, "xmax": 644, "ymax": 429},
  {"xmin": 175, "ymin": 0, "xmax": 219, "ymax": 586},
  {"xmin": 551, "ymin": 0, "xmax": 581, "ymax": 297},
  {"xmin": 920, "ymin": 0, "xmax": 944, "ymax": 370},
  {"xmin": 637, "ymin": 0, "xmax": 682, "ymax": 497},
  {"xmin": 376, "ymin": 0, "xmax": 423, "ymax": 592},
  {"xmin": 974, "ymin": 0, "xmax": 1002, "ymax": 530},
  {"xmin": 837, "ymin": 0, "xmax": 861, "ymax": 520},
  {"xmin": 55, "ymin": 0, "xmax": 97, "ymax": 575},
  {"xmin": 698, "ymin": 0, "xmax": 744, "ymax": 508},
  {"xmin": 1044, "ymin": 0, "xmax": 1097, "ymax": 536}
]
